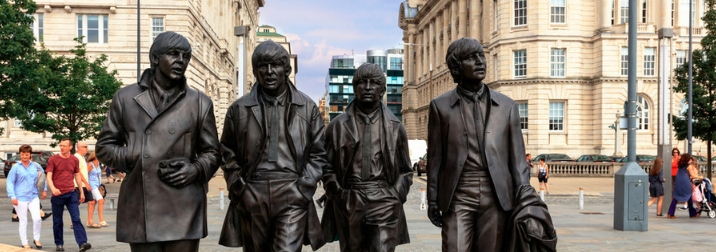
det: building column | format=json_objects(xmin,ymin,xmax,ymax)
[
  {"xmin": 408, "ymin": 30, "xmax": 416, "ymax": 83},
  {"xmin": 661, "ymin": 0, "xmax": 672, "ymax": 28},
  {"xmin": 459, "ymin": 0, "xmax": 468, "ymax": 37},
  {"xmin": 429, "ymin": 20, "xmax": 435, "ymax": 73},
  {"xmin": 436, "ymin": 13, "xmax": 443, "ymax": 68},
  {"xmin": 471, "ymin": 0, "xmax": 481, "ymax": 41},
  {"xmin": 602, "ymin": 0, "xmax": 612, "ymax": 29},
  {"xmin": 451, "ymin": 0, "xmax": 458, "ymax": 40}
]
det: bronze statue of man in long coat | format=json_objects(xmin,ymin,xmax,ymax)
[
  {"xmin": 427, "ymin": 37, "xmax": 530, "ymax": 251},
  {"xmin": 321, "ymin": 63, "xmax": 413, "ymax": 251},
  {"xmin": 219, "ymin": 40, "xmax": 326, "ymax": 251},
  {"xmin": 96, "ymin": 31, "xmax": 221, "ymax": 252}
]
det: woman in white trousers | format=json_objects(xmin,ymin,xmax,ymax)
[{"xmin": 6, "ymin": 144, "xmax": 47, "ymax": 249}]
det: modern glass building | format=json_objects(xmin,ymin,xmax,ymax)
[{"xmin": 326, "ymin": 49, "xmax": 404, "ymax": 121}]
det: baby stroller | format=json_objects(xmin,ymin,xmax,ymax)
[{"xmin": 692, "ymin": 178, "xmax": 716, "ymax": 218}]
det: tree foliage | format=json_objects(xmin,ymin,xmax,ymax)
[
  {"xmin": 13, "ymin": 39, "xmax": 123, "ymax": 146},
  {"xmin": 0, "ymin": 0, "xmax": 39, "ymax": 136},
  {"xmin": 672, "ymin": 0, "xmax": 716, "ymax": 179}
]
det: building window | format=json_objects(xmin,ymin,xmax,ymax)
[
  {"xmin": 329, "ymin": 85, "xmax": 339, "ymax": 93},
  {"xmin": 494, "ymin": 0, "xmax": 499, "ymax": 31},
  {"xmin": 493, "ymin": 54, "xmax": 498, "ymax": 81},
  {"xmin": 549, "ymin": 102, "xmax": 564, "ymax": 131},
  {"xmin": 14, "ymin": 119, "xmax": 22, "ymax": 127},
  {"xmin": 389, "ymin": 57, "xmax": 403, "ymax": 70},
  {"xmin": 514, "ymin": 0, "xmax": 527, "ymax": 26},
  {"xmin": 550, "ymin": 48, "xmax": 565, "ymax": 77},
  {"xmin": 514, "ymin": 49, "xmax": 526, "ymax": 78},
  {"xmin": 636, "ymin": 95, "xmax": 650, "ymax": 130},
  {"xmin": 620, "ymin": 0, "xmax": 629, "ymax": 23},
  {"xmin": 29, "ymin": 13, "xmax": 43, "ymax": 42},
  {"xmin": 676, "ymin": 50, "xmax": 687, "ymax": 67},
  {"xmin": 611, "ymin": 0, "xmax": 615, "ymax": 25},
  {"xmin": 678, "ymin": 98, "xmax": 688, "ymax": 117},
  {"xmin": 518, "ymin": 103, "xmax": 528, "ymax": 130},
  {"xmin": 672, "ymin": 0, "xmax": 675, "ymax": 26},
  {"xmin": 679, "ymin": 0, "xmax": 695, "ymax": 26},
  {"xmin": 642, "ymin": 0, "xmax": 648, "ymax": 23},
  {"xmin": 550, "ymin": 0, "xmax": 566, "ymax": 24},
  {"xmin": 643, "ymin": 47, "xmax": 655, "ymax": 76},
  {"xmin": 151, "ymin": 17, "xmax": 164, "ymax": 41},
  {"xmin": 621, "ymin": 47, "xmax": 628, "ymax": 76},
  {"xmin": 77, "ymin": 14, "xmax": 109, "ymax": 43}
]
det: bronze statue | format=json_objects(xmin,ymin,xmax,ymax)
[
  {"xmin": 218, "ymin": 40, "xmax": 326, "ymax": 251},
  {"xmin": 321, "ymin": 63, "xmax": 413, "ymax": 251},
  {"xmin": 96, "ymin": 31, "xmax": 221, "ymax": 252},
  {"xmin": 426, "ymin": 37, "xmax": 530, "ymax": 251}
]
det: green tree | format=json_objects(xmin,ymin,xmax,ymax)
[
  {"xmin": 0, "ymin": 0, "xmax": 39, "ymax": 136},
  {"xmin": 12, "ymin": 39, "xmax": 122, "ymax": 146},
  {"xmin": 672, "ymin": 0, "xmax": 716, "ymax": 180}
]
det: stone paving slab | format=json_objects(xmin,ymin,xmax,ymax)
[{"xmin": 1, "ymin": 175, "xmax": 715, "ymax": 251}]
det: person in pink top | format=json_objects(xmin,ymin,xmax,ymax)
[{"xmin": 46, "ymin": 138, "xmax": 92, "ymax": 251}]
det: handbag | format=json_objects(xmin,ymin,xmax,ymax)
[
  {"xmin": 98, "ymin": 184, "xmax": 107, "ymax": 198},
  {"xmin": 35, "ymin": 162, "xmax": 46, "ymax": 193}
]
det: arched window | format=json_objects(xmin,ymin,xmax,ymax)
[{"xmin": 636, "ymin": 95, "xmax": 650, "ymax": 130}]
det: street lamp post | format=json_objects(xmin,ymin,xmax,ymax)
[{"xmin": 234, "ymin": 26, "xmax": 249, "ymax": 97}]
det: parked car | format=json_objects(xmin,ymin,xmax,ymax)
[
  {"xmin": 618, "ymin": 154, "xmax": 656, "ymax": 163},
  {"xmin": 3, "ymin": 151, "xmax": 54, "ymax": 177},
  {"xmin": 693, "ymin": 155, "xmax": 708, "ymax": 162},
  {"xmin": 532, "ymin": 153, "xmax": 573, "ymax": 162},
  {"xmin": 575, "ymin": 154, "xmax": 613, "ymax": 163},
  {"xmin": 416, "ymin": 153, "xmax": 427, "ymax": 177}
]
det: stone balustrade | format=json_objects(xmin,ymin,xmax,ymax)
[{"xmin": 539, "ymin": 162, "xmax": 715, "ymax": 177}]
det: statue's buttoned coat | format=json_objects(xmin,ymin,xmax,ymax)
[
  {"xmin": 218, "ymin": 82, "xmax": 327, "ymax": 250},
  {"xmin": 96, "ymin": 69, "xmax": 221, "ymax": 243},
  {"xmin": 320, "ymin": 102, "xmax": 413, "ymax": 245},
  {"xmin": 427, "ymin": 87, "xmax": 530, "ymax": 213}
]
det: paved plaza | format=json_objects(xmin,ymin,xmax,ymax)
[{"xmin": 1, "ymin": 174, "xmax": 714, "ymax": 251}]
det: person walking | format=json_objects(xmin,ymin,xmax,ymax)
[
  {"xmin": 537, "ymin": 158, "xmax": 549, "ymax": 194},
  {"xmin": 671, "ymin": 148, "xmax": 680, "ymax": 189},
  {"xmin": 86, "ymin": 151, "xmax": 107, "ymax": 228},
  {"xmin": 667, "ymin": 153, "xmax": 699, "ymax": 218},
  {"xmin": 46, "ymin": 138, "xmax": 92, "ymax": 251},
  {"xmin": 6, "ymin": 144, "xmax": 47, "ymax": 249},
  {"xmin": 647, "ymin": 157, "xmax": 665, "ymax": 216}
]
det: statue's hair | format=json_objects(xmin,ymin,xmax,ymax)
[
  {"xmin": 446, "ymin": 37, "xmax": 483, "ymax": 83},
  {"xmin": 149, "ymin": 31, "xmax": 192, "ymax": 68},
  {"xmin": 353, "ymin": 63, "xmax": 386, "ymax": 87}
]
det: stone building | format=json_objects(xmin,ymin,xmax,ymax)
[
  {"xmin": 0, "ymin": 0, "xmax": 263, "ymax": 158},
  {"xmin": 398, "ymin": 0, "xmax": 710, "ymax": 158}
]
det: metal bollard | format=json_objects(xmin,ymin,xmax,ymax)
[
  {"xmin": 420, "ymin": 188, "xmax": 427, "ymax": 210},
  {"xmin": 109, "ymin": 198, "xmax": 115, "ymax": 210},
  {"xmin": 579, "ymin": 187, "xmax": 584, "ymax": 209},
  {"xmin": 539, "ymin": 190, "xmax": 545, "ymax": 201},
  {"xmin": 219, "ymin": 188, "xmax": 225, "ymax": 210}
]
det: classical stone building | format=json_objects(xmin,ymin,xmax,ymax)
[
  {"xmin": 398, "ymin": 0, "xmax": 709, "ymax": 158},
  {"xmin": 0, "ymin": 0, "xmax": 263, "ymax": 158}
]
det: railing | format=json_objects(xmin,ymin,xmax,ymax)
[{"xmin": 543, "ymin": 161, "xmax": 714, "ymax": 177}]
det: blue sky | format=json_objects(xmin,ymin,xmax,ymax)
[{"xmin": 259, "ymin": 0, "xmax": 405, "ymax": 103}]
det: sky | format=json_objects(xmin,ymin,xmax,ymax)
[{"xmin": 259, "ymin": 0, "xmax": 405, "ymax": 103}]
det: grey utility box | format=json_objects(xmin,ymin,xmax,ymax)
[{"xmin": 613, "ymin": 162, "xmax": 649, "ymax": 231}]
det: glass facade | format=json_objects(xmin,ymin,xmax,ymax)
[{"xmin": 368, "ymin": 56, "xmax": 387, "ymax": 72}]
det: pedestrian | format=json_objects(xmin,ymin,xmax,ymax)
[
  {"xmin": 6, "ymin": 144, "xmax": 47, "ymax": 249},
  {"xmin": 219, "ymin": 40, "xmax": 326, "ymax": 251},
  {"xmin": 321, "ymin": 63, "xmax": 414, "ymax": 251},
  {"xmin": 104, "ymin": 165, "xmax": 115, "ymax": 184},
  {"xmin": 74, "ymin": 141, "xmax": 93, "ymax": 229},
  {"xmin": 538, "ymin": 158, "xmax": 549, "ymax": 194},
  {"xmin": 667, "ymin": 153, "xmax": 699, "ymax": 218},
  {"xmin": 96, "ymin": 31, "xmax": 221, "ymax": 252},
  {"xmin": 671, "ymin": 148, "xmax": 680, "ymax": 189},
  {"xmin": 647, "ymin": 157, "xmax": 665, "ymax": 216},
  {"xmin": 526, "ymin": 153, "xmax": 534, "ymax": 178},
  {"xmin": 46, "ymin": 138, "xmax": 92, "ymax": 251},
  {"xmin": 86, "ymin": 151, "xmax": 107, "ymax": 228}
]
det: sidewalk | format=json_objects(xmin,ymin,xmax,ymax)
[{"xmin": 1, "ymin": 175, "xmax": 714, "ymax": 251}]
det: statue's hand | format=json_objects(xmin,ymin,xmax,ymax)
[
  {"xmin": 158, "ymin": 158, "xmax": 199, "ymax": 188},
  {"xmin": 428, "ymin": 204, "xmax": 442, "ymax": 227}
]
